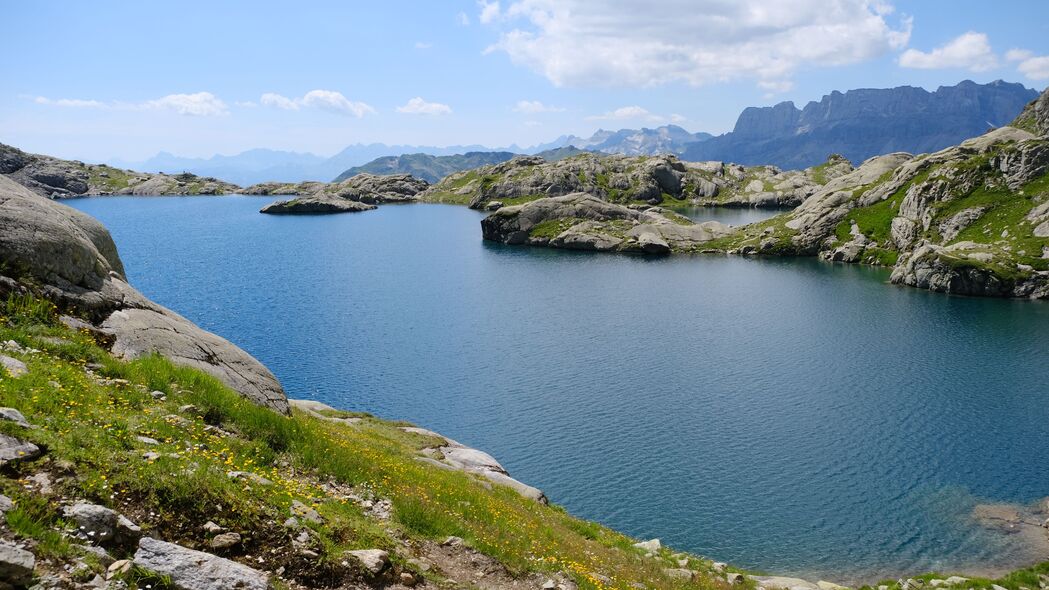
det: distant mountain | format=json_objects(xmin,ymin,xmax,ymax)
[
  {"xmin": 111, "ymin": 143, "xmax": 525, "ymax": 185},
  {"xmin": 334, "ymin": 152, "xmax": 517, "ymax": 183},
  {"xmin": 334, "ymin": 146, "xmax": 593, "ymax": 184},
  {"xmin": 537, "ymin": 125, "xmax": 712, "ymax": 156},
  {"xmin": 682, "ymin": 79, "xmax": 1039, "ymax": 169}
]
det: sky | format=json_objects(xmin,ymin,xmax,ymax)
[{"xmin": 2, "ymin": 0, "xmax": 1048, "ymax": 162}]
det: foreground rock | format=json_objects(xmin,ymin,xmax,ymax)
[
  {"xmin": 0, "ymin": 541, "xmax": 35, "ymax": 586},
  {"xmin": 0, "ymin": 175, "xmax": 290, "ymax": 413},
  {"xmin": 423, "ymin": 152, "xmax": 851, "ymax": 209},
  {"xmin": 1, "ymin": 142, "xmax": 239, "ymax": 198},
  {"xmin": 0, "ymin": 433, "xmax": 42, "ymax": 465},
  {"xmin": 481, "ymin": 193, "xmax": 732, "ymax": 254},
  {"xmin": 134, "ymin": 537, "xmax": 270, "ymax": 590},
  {"xmin": 255, "ymin": 172, "xmax": 428, "ymax": 214},
  {"xmin": 63, "ymin": 501, "xmax": 142, "ymax": 546}
]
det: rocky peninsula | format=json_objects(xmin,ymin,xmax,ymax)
[
  {"xmin": 422, "ymin": 152, "xmax": 853, "ymax": 210},
  {"xmin": 0, "ymin": 144, "xmax": 239, "ymax": 198},
  {"xmin": 478, "ymin": 88, "xmax": 1049, "ymax": 300}
]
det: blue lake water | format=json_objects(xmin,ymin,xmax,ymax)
[{"xmin": 67, "ymin": 196, "xmax": 1049, "ymax": 583}]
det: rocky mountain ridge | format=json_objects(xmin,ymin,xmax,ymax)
[{"xmin": 683, "ymin": 80, "xmax": 1039, "ymax": 169}]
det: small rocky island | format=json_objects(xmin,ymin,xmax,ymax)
[
  {"xmin": 481, "ymin": 193, "xmax": 733, "ymax": 254},
  {"xmin": 256, "ymin": 173, "xmax": 428, "ymax": 215}
]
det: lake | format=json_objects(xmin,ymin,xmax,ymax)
[{"xmin": 67, "ymin": 196, "xmax": 1049, "ymax": 583}]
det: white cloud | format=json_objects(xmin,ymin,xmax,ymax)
[
  {"xmin": 145, "ymin": 92, "xmax": 229, "ymax": 116},
  {"xmin": 586, "ymin": 106, "xmax": 662, "ymax": 122},
  {"xmin": 478, "ymin": 0, "xmax": 500, "ymax": 24},
  {"xmin": 34, "ymin": 97, "xmax": 105, "ymax": 108},
  {"xmin": 1017, "ymin": 56, "xmax": 1049, "ymax": 81},
  {"xmin": 669, "ymin": 113, "xmax": 687, "ymax": 124},
  {"xmin": 415, "ymin": 41, "xmax": 432, "ymax": 49},
  {"xmin": 261, "ymin": 93, "xmax": 300, "ymax": 110},
  {"xmin": 260, "ymin": 90, "xmax": 375, "ymax": 117},
  {"xmin": 513, "ymin": 100, "xmax": 564, "ymax": 113},
  {"xmin": 300, "ymin": 90, "xmax": 375, "ymax": 116},
  {"xmin": 1006, "ymin": 49, "xmax": 1034, "ymax": 62},
  {"xmin": 33, "ymin": 92, "xmax": 228, "ymax": 116},
  {"xmin": 898, "ymin": 31, "xmax": 998, "ymax": 72},
  {"xmin": 482, "ymin": 0, "xmax": 911, "ymax": 89},
  {"xmin": 1007, "ymin": 48, "xmax": 1049, "ymax": 81},
  {"xmin": 397, "ymin": 97, "xmax": 452, "ymax": 115}
]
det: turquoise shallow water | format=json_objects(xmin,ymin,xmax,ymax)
[{"xmin": 67, "ymin": 196, "xmax": 1049, "ymax": 583}]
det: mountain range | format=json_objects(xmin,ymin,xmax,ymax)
[
  {"xmin": 682, "ymin": 79, "xmax": 1039, "ymax": 168},
  {"xmin": 105, "ymin": 80, "xmax": 1040, "ymax": 184}
]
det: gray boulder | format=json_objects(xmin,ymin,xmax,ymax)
[
  {"xmin": 101, "ymin": 308, "xmax": 288, "ymax": 413},
  {"xmin": 133, "ymin": 537, "xmax": 269, "ymax": 590},
  {"xmin": 0, "ymin": 176, "xmax": 289, "ymax": 414},
  {"xmin": 0, "ymin": 407, "xmax": 31, "ymax": 427},
  {"xmin": 0, "ymin": 434, "xmax": 41, "ymax": 465},
  {"xmin": 0, "ymin": 541, "xmax": 35, "ymax": 586},
  {"xmin": 0, "ymin": 355, "xmax": 27, "ymax": 377},
  {"xmin": 63, "ymin": 502, "xmax": 141, "ymax": 545},
  {"xmin": 345, "ymin": 549, "xmax": 390, "ymax": 576}
]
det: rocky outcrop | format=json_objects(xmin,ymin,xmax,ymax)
[
  {"xmin": 425, "ymin": 152, "xmax": 849, "ymax": 210},
  {"xmin": 260, "ymin": 194, "xmax": 377, "ymax": 214},
  {"xmin": 0, "ymin": 175, "xmax": 290, "ymax": 413},
  {"xmin": 683, "ymin": 80, "xmax": 1038, "ymax": 169},
  {"xmin": 1, "ymin": 143, "xmax": 239, "ymax": 198},
  {"xmin": 0, "ymin": 541, "xmax": 35, "ymax": 586},
  {"xmin": 256, "ymin": 173, "xmax": 428, "ymax": 214},
  {"xmin": 721, "ymin": 87, "xmax": 1049, "ymax": 299},
  {"xmin": 134, "ymin": 537, "xmax": 270, "ymax": 590},
  {"xmin": 481, "ymin": 193, "xmax": 732, "ymax": 254}
]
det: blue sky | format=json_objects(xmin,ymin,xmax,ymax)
[{"xmin": 2, "ymin": 0, "xmax": 1047, "ymax": 161}]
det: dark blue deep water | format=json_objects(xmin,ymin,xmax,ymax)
[{"xmin": 67, "ymin": 196, "xmax": 1049, "ymax": 583}]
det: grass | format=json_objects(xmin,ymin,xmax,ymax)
[
  {"xmin": 833, "ymin": 197, "xmax": 899, "ymax": 245},
  {"xmin": 529, "ymin": 218, "xmax": 585, "ymax": 239},
  {"xmin": 87, "ymin": 165, "xmax": 132, "ymax": 192},
  {"xmin": 0, "ymin": 293, "xmax": 733, "ymax": 590}
]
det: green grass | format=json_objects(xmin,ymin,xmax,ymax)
[
  {"xmin": 87, "ymin": 165, "xmax": 132, "ymax": 192},
  {"xmin": 0, "ymin": 293, "xmax": 734, "ymax": 590},
  {"xmin": 529, "ymin": 217, "xmax": 584, "ymax": 239},
  {"xmin": 833, "ymin": 197, "xmax": 899, "ymax": 245}
]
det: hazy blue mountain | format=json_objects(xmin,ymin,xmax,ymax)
[
  {"xmin": 334, "ymin": 152, "xmax": 518, "ymax": 183},
  {"xmin": 682, "ymin": 80, "xmax": 1039, "ymax": 168},
  {"xmin": 334, "ymin": 146, "xmax": 593, "ymax": 183},
  {"xmin": 535, "ymin": 125, "xmax": 712, "ymax": 156}
]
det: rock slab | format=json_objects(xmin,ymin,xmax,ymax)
[{"xmin": 133, "ymin": 537, "xmax": 269, "ymax": 590}]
